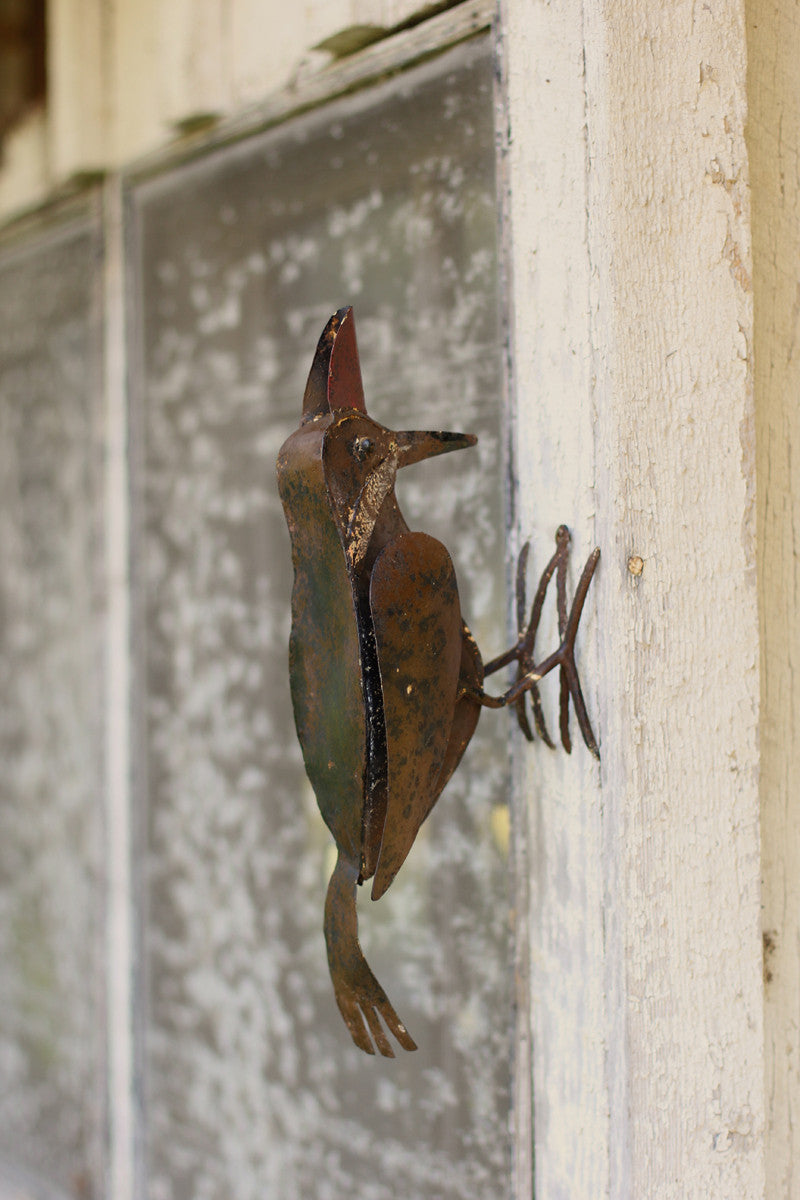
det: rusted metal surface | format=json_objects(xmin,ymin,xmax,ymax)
[{"xmin": 276, "ymin": 307, "xmax": 600, "ymax": 1056}]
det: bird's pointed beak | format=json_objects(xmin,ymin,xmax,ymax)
[{"xmin": 395, "ymin": 429, "xmax": 477, "ymax": 468}]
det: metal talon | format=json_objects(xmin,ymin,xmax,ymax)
[
  {"xmin": 483, "ymin": 526, "xmax": 599, "ymax": 758},
  {"xmin": 517, "ymin": 529, "xmax": 567, "ymax": 749}
]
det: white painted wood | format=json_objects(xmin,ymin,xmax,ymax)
[
  {"xmin": 102, "ymin": 177, "xmax": 134, "ymax": 1200},
  {"xmin": 501, "ymin": 0, "xmax": 765, "ymax": 1196},
  {"xmin": 498, "ymin": 2, "xmax": 609, "ymax": 1195},
  {"xmin": 110, "ymin": 0, "xmax": 165, "ymax": 167},
  {"xmin": 3, "ymin": 0, "xmax": 489, "ymax": 208},
  {"xmin": 230, "ymin": 0, "xmax": 352, "ymax": 106},
  {"xmin": 128, "ymin": 0, "xmax": 493, "ymax": 177},
  {"xmin": 229, "ymin": 0, "xmax": 431, "ymax": 106},
  {"xmin": 158, "ymin": 0, "xmax": 230, "ymax": 128},
  {"xmin": 48, "ymin": 0, "xmax": 107, "ymax": 180},
  {"xmin": 0, "ymin": 109, "xmax": 49, "ymax": 221},
  {"xmin": 585, "ymin": 7, "xmax": 763, "ymax": 1194},
  {"xmin": 747, "ymin": 1, "xmax": 800, "ymax": 1194}
]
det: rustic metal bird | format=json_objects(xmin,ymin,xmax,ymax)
[{"xmin": 276, "ymin": 307, "xmax": 599, "ymax": 1057}]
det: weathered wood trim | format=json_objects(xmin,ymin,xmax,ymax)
[
  {"xmin": 501, "ymin": 0, "xmax": 764, "ymax": 1194},
  {"xmin": 748, "ymin": 0, "xmax": 800, "ymax": 1194},
  {"xmin": 0, "ymin": 0, "xmax": 494, "ymax": 222},
  {"xmin": 48, "ymin": 0, "xmax": 107, "ymax": 179},
  {"xmin": 102, "ymin": 175, "xmax": 135, "ymax": 1200},
  {"xmin": 121, "ymin": 0, "xmax": 493, "ymax": 183}
]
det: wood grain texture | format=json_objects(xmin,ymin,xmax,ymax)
[
  {"xmin": 501, "ymin": 0, "xmax": 764, "ymax": 1195},
  {"xmin": 498, "ymin": 2, "xmax": 609, "ymax": 1194},
  {"xmin": 747, "ymin": 0, "xmax": 800, "ymax": 1194}
]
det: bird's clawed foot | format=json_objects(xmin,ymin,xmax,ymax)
[
  {"xmin": 483, "ymin": 526, "xmax": 600, "ymax": 758},
  {"xmin": 331, "ymin": 956, "xmax": 417, "ymax": 1058}
]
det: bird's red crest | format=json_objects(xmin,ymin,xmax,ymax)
[{"xmin": 301, "ymin": 306, "xmax": 366, "ymax": 422}]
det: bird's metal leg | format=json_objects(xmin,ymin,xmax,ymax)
[
  {"xmin": 484, "ymin": 530, "xmax": 571, "ymax": 746},
  {"xmin": 479, "ymin": 527, "xmax": 600, "ymax": 759},
  {"xmin": 556, "ymin": 531, "xmax": 571, "ymax": 753},
  {"xmin": 324, "ymin": 850, "xmax": 418, "ymax": 1056}
]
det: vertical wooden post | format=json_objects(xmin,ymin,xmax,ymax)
[
  {"xmin": 497, "ymin": 3, "xmax": 608, "ymax": 1194},
  {"xmin": 500, "ymin": 0, "xmax": 765, "ymax": 1195},
  {"xmin": 748, "ymin": 0, "xmax": 800, "ymax": 1194}
]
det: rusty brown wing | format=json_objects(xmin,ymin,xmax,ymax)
[{"xmin": 369, "ymin": 531, "xmax": 464, "ymax": 901}]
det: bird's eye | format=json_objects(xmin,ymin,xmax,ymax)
[{"xmin": 352, "ymin": 437, "xmax": 374, "ymax": 461}]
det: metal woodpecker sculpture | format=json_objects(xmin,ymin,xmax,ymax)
[{"xmin": 276, "ymin": 307, "xmax": 599, "ymax": 1057}]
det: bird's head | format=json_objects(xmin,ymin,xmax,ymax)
[{"xmin": 309, "ymin": 309, "xmax": 475, "ymax": 565}]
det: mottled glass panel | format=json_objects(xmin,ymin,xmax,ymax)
[
  {"xmin": 131, "ymin": 39, "xmax": 511, "ymax": 1200},
  {"xmin": 0, "ymin": 217, "xmax": 105, "ymax": 1200}
]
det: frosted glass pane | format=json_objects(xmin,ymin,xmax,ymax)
[
  {"xmin": 0, "ymin": 218, "xmax": 105, "ymax": 1199},
  {"xmin": 132, "ymin": 38, "xmax": 511, "ymax": 1200}
]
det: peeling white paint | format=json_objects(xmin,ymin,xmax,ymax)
[{"xmin": 502, "ymin": 0, "xmax": 764, "ymax": 1195}]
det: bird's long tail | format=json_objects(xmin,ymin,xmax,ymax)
[{"xmin": 324, "ymin": 850, "xmax": 417, "ymax": 1056}]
